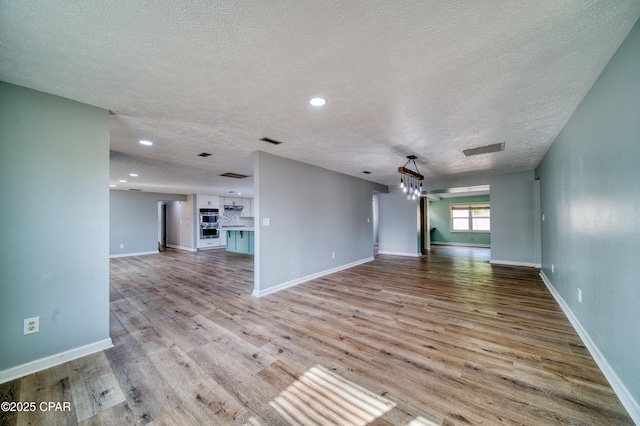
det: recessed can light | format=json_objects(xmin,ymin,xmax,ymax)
[
  {"xmin": 119, "ymin": 179, "xmax": 127, "ymax": 183},
  {"xmin": 309, "ymin": 97, "xmax": 327, "ymax": 107},
  {"xmin": 129, "ymin": 173, "xmax": 138, "ymax": 177},
  {"xmin": 139, "ymin": 140, "xmax": 153, "ymax": 146},
  {"xmin": 110, "ymin": 184, "xmax": 117, "ymax": 188}
]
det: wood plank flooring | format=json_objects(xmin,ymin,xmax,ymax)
[{"xmin": 0, "ymin": 247, "xmax": 633, "ymax": 425}]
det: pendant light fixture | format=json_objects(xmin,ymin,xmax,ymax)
[{"xmin": 398, "ymin": 155, "xmax": 424, "ymax": 201}]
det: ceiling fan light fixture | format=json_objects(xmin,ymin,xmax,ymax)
[{"xmin": 398, "ymin": 155, "xmax": 424, "ymax": 203}]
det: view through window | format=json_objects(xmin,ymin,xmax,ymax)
[{"xmin": 450, "ymin": 203, "xmax": 490, "ymax": 232}]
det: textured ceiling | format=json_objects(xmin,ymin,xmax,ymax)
[{"xmin": 2, "ymin": 1, "xmax": 639, "ymax": 196}]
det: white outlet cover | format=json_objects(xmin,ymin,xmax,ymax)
[
  {"xmin": 263, "ymin": 218, "xmax": 270, "ymax": 226},
  {"xmin": 24, "ymin": 316, "xmax": 39, "ymax": 335}
]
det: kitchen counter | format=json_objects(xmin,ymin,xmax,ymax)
[{"xmin": 221, "ymin": 226, "xmax": 255, "ymax": 232}]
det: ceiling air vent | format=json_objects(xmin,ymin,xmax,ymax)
[
  {"xmin": 362, "ymin": 171, "xmax": 371, "ymax": 174},
  {"xmin": 198, "ymin": 152, "xmax": 212, "ymax": 157},
  {"xmin": 462, "ymin": 142, "xmax": 505, "ymax": 157},
  {"xmin": 129, "ymin": 188, "xmax": 142, "ymax": 191},
  {"xmin": 260, "ymin": 137, "xmax": 283, "ymax": 145},
  {"xmin": 220, "ymin": 172, "xmax": 249, "ymax": 179}
]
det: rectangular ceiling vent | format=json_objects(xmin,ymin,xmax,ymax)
[
  {"xmin": 198, "ymin": 152, "xmax": 212, "ymax": 157},
  {"xmin": 260, "ymin": 137, "xmax": 283, "ymax": 145},
  {"xmin": 462, "ymin": 142, "xmax": 505, "ymax": 157},
  {"xmin": 128, "ymin": 188, "xmax": 142, "ymax": 191},
  {"xmin": 220, "ymin": 172, "xmax": 249, "ymax": 179}
]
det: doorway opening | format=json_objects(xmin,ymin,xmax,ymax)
[{"xmin": 424, "ymin": 185, "xmax": 491, "ymax": 254}]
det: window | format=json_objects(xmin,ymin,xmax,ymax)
[{"xmin": 450, "ymin": 203, "xmax": 490, "ymax": 232}]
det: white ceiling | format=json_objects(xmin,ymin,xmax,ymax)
[{"xmin": 2, "ymin": 1, "xmax": 639, "ymax": 197}]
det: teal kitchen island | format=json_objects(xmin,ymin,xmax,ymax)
[{"xmin": 224, "ymin": 227, "xmax": 254, "ymax": 255}]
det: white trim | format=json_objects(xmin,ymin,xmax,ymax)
[
  {"xmin": 431, "ymin": 242, "xmax": 491, "ymax": 248},
  {"xmin": 166, "ymin": 244, "xmax": 197, "ymax": 252},
  {"xmin": 253, "ymin": 257, "xmax": 374, "ymax": 297},
  {"xmin": 490, "ymin": 259, "xmax": 537, "ymax": 268},
  {"xmin": 0, "ymin": 338, "xmax": 113, "ymax": 384},
  {"xmin": 539, "ymin": 272, "xmax": 640, "ymax": 424},
  {"xmin": 109, "ymin": 250, "xmax": 157, "ymax": 258},
  {"xmin": 377, "ymin": 251, "xmax": 422, "ymax": 257}
]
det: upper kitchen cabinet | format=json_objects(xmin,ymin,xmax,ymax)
[
  {"xmin": 198, "ymin": 194, "xmax": 219, "ymax": 208},
  {"xmin": 224, "ymin": 197, "xmax": 243, "ymax": 207},
  {"xmin": 241, "ymin": 198, "xmax": 253, "ymax": 217}
]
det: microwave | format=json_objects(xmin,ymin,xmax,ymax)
[{"xmin": 199, "ymin": 208, "xmax": 219, "ymax": 224}]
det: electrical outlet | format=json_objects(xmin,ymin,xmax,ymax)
[
  {"xmin": 120, "ymin": 244, "xmax": 125, "ymax": 249},
  {"xmin": 551, "ymin": 264, "xmax": 554, "ymax": 273},
  {"xmin": 578, "ymin": 288, "xmax": 582, "ymax": 303},
  {"xmin": 24, "ymin": 317, "xmax": 39, "ymax": 335},
  {"xmin": 332, "ymin": 252, "xmax": 336, "ymax": 259}
]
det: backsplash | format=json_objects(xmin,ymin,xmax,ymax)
[{"xmin": 220, "ymin": 210, "xmax": 253, "ymax": 227}]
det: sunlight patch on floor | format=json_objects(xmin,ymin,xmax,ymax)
[
  {"xmin": 405, "ymin": 415, "xmax": 441, "ymax": 426},
  {"xmin": 270, "ymin": 365, "xmax": 396, "ymax": 425}
]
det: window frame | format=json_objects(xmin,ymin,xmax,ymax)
[{"xmin": 449, "ymin": 203, "xmax": 491, "ymax": 233}]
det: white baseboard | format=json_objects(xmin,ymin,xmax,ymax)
[
  {"xmin": 431, "ymin": 242, "xmax": 491, "ymax": 248},
  {"xmin": 0, "ymin": 338, "xmax": 113, "ymax": 384},
  {"xmin": 490, "ymin": 259, "xmax": 537, "ymax": 268},
  {"xmin": 166, "ymin": 244, "xmax": 197, "ymax": 252},
  {"xmin": 109, "ymin": 250, "xmax": 158, "ymax": 258},
  {"xmin": 253, "ymin": 257, "xmax": 375, "ymax": 297},
  {"xmin": 539, "ymin": 272, "xmax": 640, "ymax": 424},
  {"xmin": 377, "ymin": 251, "xmax": 422, "ymax": 257}
]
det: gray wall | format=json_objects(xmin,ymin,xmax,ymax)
[
  {"xmin": 254, "ymin": 151, "xmax": 387, "ymax": 294},
  {"xmin": 110, "ymin": 190, "xmax": 186, "ymax": 256},
  {"xmin": 535, "ymin": 18, "xmax": 640, "ymax": 412},
  {"xmin": 166, "ymin": 196, "xmax": 194, "ymax": 251},
  {"xmin": 0, "ymin": 82, "xmax": 111, "ymax": 371},
  {"xmin": 378, "ymin": 187, "xmax": 422, "ymax": 256}
]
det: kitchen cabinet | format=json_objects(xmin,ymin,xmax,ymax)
[
  {"xmin": 226, "ymin": 230, "xmax": 254, "ymax": 255},
  {"xmin": 241, "ymin": 198, "xmax": 253, "ymax": 217},
  {"xmin": 198, "ymin": 195, "xmax": 219, "ymax": 207},
  {"xmin": 197, "ymin": 238, "xmax": 219, "ymax": 249},
  {"xmin": 224, "ymin": 197, "xmax": 243, "ymax": 207}
]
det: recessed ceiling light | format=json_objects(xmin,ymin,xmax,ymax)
[
  {"xmin": 110, "ymin": 184, "xmax": 117, "ymax": 188},
  {"xmin": 139, "ymin": 140, "xmax": 153, "ymax": 146},
  {"xmin": 309, "ymin": 97, "xmax": 327, "ymax": 107},
  {"xmin": 119, "ymin": 179, "xmax": 127, "ymax": 183},
  {"xmin": 129, "ymin": 173, "xmax": 138, "ymax": 177}
]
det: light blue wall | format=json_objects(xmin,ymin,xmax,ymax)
[
  {"xmin": 110, "ymin": 190, "xmax": 186, "ymax": 256},
  {"xmin": 0, "ymin": 82, "xmax": 111, "ymax": 371},
  {"xmin": 430, "ymin": 195, "xmax": 491, "ymax": 246},
  {"xmin": 423, "ymin": 171, "xmax": 536, "ymax": 265},
  {"xmin": 253, "ymin": 151, "xmax": 387, "ymax": 294},
  {"xmin": 535, "ymin": 18, "xmax": 640, "ymax": 414}
]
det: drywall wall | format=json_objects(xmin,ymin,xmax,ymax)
[
  {"xmin": 0, "ymin": 82, "xmax": 111, "ymax": 377},
  {"xmin": 253, "ymin": 151, "xmax": 387, "ymax": 295},
  {"xmin": 166, "ymin": 196, "xmax": 195, "ymax": 251},
  {"xmin": 377, "ymin": 187, "xmax": 422, "ymax": 256},
  {"xmin": 535, "ymin": 18, "xmax": 640, "ymax": 420},
  {"xmin": 110, "ymin": 190, "xmax": 187, "ymax": 256},
  {"xmin": 429, "ymin": 195, "xmax": 491, "ymax": 246}
]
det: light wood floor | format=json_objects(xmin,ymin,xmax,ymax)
[{"xmin": 1, "ymin": 247, "xmax": 632, "ymax": 425}]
